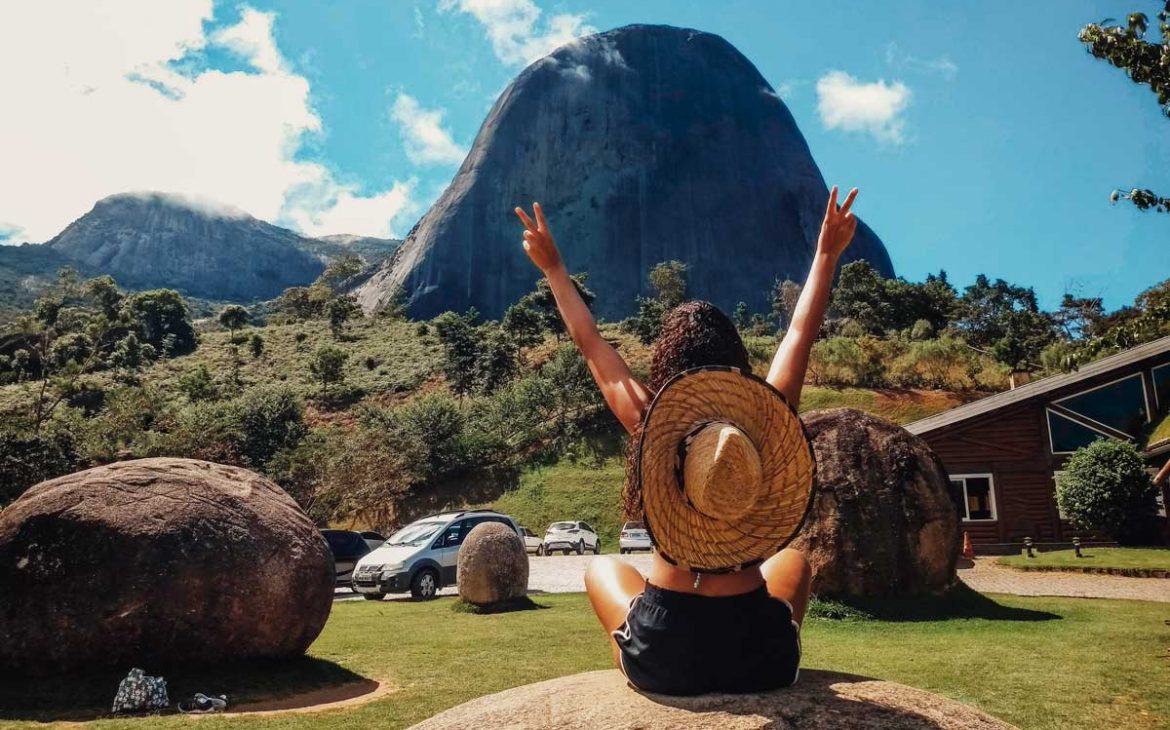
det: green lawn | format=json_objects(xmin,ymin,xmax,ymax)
[
  {"xmin": 2, "ymin": 589, "xmax": 1167, "ymax": 730},
  {"xmin": 999, "ymin": 547, "xmax": 1170, "ymax": 576}
]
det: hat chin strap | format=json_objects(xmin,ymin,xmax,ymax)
[{"xmin": 680, "ymin": 421, "xmax": 765, "ymax": 523}]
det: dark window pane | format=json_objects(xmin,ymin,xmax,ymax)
[
  {"xmin": 1154, "ymin": 365, "xmax": 1170, "ymax": 411},
  {"xmin": 965, "ymin": 477, "xmax": 992, "ymax": 520},
  {"xmin": 1057, "ymin": 376, "xmax": 1147, "ymax": 436},
  {"xmin": 1048, "ymin": 411, "xmax": 1107, "ymax": 453}
]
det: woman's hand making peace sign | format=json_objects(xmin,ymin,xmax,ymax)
[
  {"xmin": 816, "ymin": 186, "xmax": 858, "ymax": 260},
  {"xmin": 514, "ymin": 202, "xmax": 564, "ymax": 274}
]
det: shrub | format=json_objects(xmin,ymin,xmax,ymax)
[
  {"xmin": 250, "ymin": 333, "xmax": 265, "ymax": 359},
  {"xmin": 1055, "ymin": 439, "xmax": 1157, "ymax": 544},
  {"xmin": 234, "ymin": 385, "xmax": 307, "ymax": 470},
  {"xmin": 0, "ymin": 428, "xmax": 81, "ymax": 507},
  {"xmin": 890, "ymin": 337, "xmax": 976, "ymax": 390},
  {"xmin": 808, "ymin": 336, "xmax": 885, "ymax": 387}
]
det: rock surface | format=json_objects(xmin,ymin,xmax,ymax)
[
  {"xmin": 354, "ymin": 24, "xmax": 894, "ymax": 320},
  {"xmin": 406, "ymin": 669, "xmax": 1017, "ymax": 730},
  {"xmin": 457, "ymin": 522, "xmax": 529, "ymax": 605},
  {"xmin": 41, "ymin": 192, "xmax": 398, "ymax": 301},
  {"xmin": 0, "ymin": 458, "xmax": 333, "ymax": 675},
  {"xmin": 792, "ymin": 409, "xmax": 960, "ymax": 596}
]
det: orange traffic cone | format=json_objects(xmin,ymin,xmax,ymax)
[{"xmin": 962, "ymin": 531, "xmax": 975, "ymax": 560}]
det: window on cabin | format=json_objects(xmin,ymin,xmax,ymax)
[
  {"xmin": 949, "ymin": 475, "xmax": 996, "ymax": 521},
  {"xmin": 1047, "ymin": 410, "xmax": 1108, "ymax": 454},
  {"xmin": 1154, "ymin": 364, "xmax": 1170, "ymax": 411},
  {"xmin": 1053, "ymin": 374, "xmax": 1148, "ymax": 437}
]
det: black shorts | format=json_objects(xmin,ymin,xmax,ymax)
[{"xmin": 613, "ymin": 583, "xmax": 801, "ymax": 696}]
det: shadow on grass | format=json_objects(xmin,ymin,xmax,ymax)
[
  {"xmin": 810, "ymin": 584, "xmax": 1062, "ymax": 623},
  {"xmin": 0, "ymin": 655, "xmax": 369, "ymax": 723},
  {"xmin": 450, "ymin": 596, "xmax": 550, "ymax": 615}
]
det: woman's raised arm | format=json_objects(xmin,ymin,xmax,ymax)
[
  {"xmin": 766, "ymin": 186, "xmax": 859, "ymax": 409},
  {"xmin": 515, "ymin": 203, "xmax": 651, "ymax": 434}
]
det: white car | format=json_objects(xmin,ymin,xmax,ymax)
[
  {"xmin": 351, "ymin": 510, "xmax": 522, "ymax": 600},
  {"xmin": 518, "ymin": 526, "xmax": 544, "ymax": 555},
  {"xmin": 619, "ymin": 521, "xmax": 653, "ymax": 554},
  {"xmin": 544, "ymin": 520, "xmax": 601, "ymax": 555}
]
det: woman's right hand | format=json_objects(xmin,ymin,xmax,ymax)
[{"xmin": 514, "ymin": 202, "xmax": 563, "ymax": 273}]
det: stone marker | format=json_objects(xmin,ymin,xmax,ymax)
[
  {"xmin": 457, "ymin": 521, "xmax": 529, "ymax": 606},
  {"xmin": 405, "ymin": 669, "xmax": 1018, "ymax": 730},
  {"xmin": 791, "ymin": 408, "xmax": 961, "ymax": 596},
  {"xmin": 0, "ymin": 458, "xmax": 333, "ymax": 675}
]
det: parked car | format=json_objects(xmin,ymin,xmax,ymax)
[
  {"xmin": 351, "ymin": 510, "xmax": 521, "ymax": 600},
  {"xmin": 359, "ymin": 530, "xmax": 386, "ymax": 551},
  {"xmin": 619, "ymin": 521, "xmax": 653, "ymax": 554},
  {"xmin": 321, "ymin": 529, "xmax": 372, "ymax": 585},
  {"xmin": 544, "ymin": 520, "xmax": 601, "ymax": 555},
  {"xmin": 519, "ymin": 526, "xmax": 544, "ymax": 555}
]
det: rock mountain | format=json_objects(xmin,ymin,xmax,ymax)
[
  {"xmin": 353, "ymin": 24, "xmax": 894, "ymax": 320},
  {"xmin": 23, "ymin": 193, "xmax": 398, "ymax": 302}
]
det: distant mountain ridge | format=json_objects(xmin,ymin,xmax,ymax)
[{"xmin": 0, "ymin": 192, "xmax": 399, "ymax": 307}]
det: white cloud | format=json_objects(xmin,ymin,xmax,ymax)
[
  {"xmin": 391, "ymin": 94, "xmax": 468, "ymax": 166},
  {"xmin": 816, "ymin": 71, "xmax": 911, "ymax": 144},
  {"xmin": 885, "ymin": 43, "xmax": 957, "ymax": 80},
  {"xmin": 438, "ymin": 0, "xmax": 595, "ymax": 66},
  {"xmin": 0, "ymin": 1, "xmax": 416, "ymax": 242}
]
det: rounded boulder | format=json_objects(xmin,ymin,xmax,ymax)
[
  {"xmin": 405, "ymin": 669, "xmax": 1018, "ymax": 730},
  {"xmin": 457, "ymin": 521, "xmax": 529, "ymax": 606},
  {"xmin": 790, "ymin": 408, "xmax": 960, "ymax": 596},
  {"xmin": 0, "ymin": 458, "xmax": 334, "ymax": 675}
]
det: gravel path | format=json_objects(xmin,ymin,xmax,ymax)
[
  {"xmin": 338, "ymin": 553, "xmax": 1168, "ymax": 603},
  {"xmin": 957, "ymin": 557, "xmax": 1169, "ymax": 603}
]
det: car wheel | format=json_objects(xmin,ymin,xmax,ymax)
[
  {"xmin": 593, "ymin": 539, "xmax": 601, "ymax": 554},
  {"xmin": 410, "ymin": 569, "xmax": 439, "ymax": 600},
  {"xmin": 362, "ymin": 593, "xmax": 386, "ymax": 601},
  {"xmin": 619, "ymin": 548, "xmax": 627, "ymax": 554},
  {"xmin": 536, "ymin": 544, "xmax": 544, "ymax": 556},
  {"xmin": 576, "ymin": 540, "xmax": 584, "ymax": 555},
  {"xmin": 563, "ymin": 549, "xmax": 570, "ymax": 556}
]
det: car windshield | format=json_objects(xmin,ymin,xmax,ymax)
[
  {"xmin": 549, "ymin": 522, "xmax": 575, "ymax": 532},
  {"xmin": 387, "ymin": 520, "xmax": 445, "ymax": 546},
  {"xmin": 624, "ymin": 522, "xmax": 646, "ymax": 530}
]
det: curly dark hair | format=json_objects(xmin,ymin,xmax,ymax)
[{"xmin": 623, "ymin": 301, "xmax": 752, "ymax": 520}]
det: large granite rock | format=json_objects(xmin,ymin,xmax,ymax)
[
  {"xmin": 792, "ymin": 409, "xmax": 960, "ymax": 596},
  {"xmin": 353, "ymin": 24, "xmax": 894, "ymax": 320},
  {"xmin": 406, "ymin": 669, "xmax": 1017, "ymax": 730},
  {"xmin": 0, "ymin": 458, "xmax": 334, "ymax": 675},
  {"xmin": 457, "ymin": 522, "xmax": 529, "ymax": 606},
  {"xmin": 42, "ymin": 192, "xmax": 398, "ymax": 301}
]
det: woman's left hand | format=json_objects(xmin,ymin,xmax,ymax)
[{"xmin": 816, "ymin": 186, "xmax": 859, "ymax": 259}]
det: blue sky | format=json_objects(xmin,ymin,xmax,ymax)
[{"xmin": 1, "ymin": 1, "xmax": 1167, "ymax": 310}]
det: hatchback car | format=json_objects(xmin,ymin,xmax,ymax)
[
  {"xmin": 543, "ymin": 521, "xmax": 600, "ymax": 555},
  {"xmin": 351, "ymin": 510, "xmax": 521, "ymax": 600},
  {"xmin": 321, "ymin": 529, "xmax": 372, "ymax": 585},
  {"xmin": 518, "ymin": 526, "xmax": 544, "ymax": 555},
  {"xmin": 619, "ymin": 521, "xmax": 653, "ymax": 554}
]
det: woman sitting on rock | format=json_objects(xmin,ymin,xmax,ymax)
[{"xmin": 514, "ymin": 186, "xmax": 859, "ymax": 696}]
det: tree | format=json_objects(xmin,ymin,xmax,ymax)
[
  {"xmin": 1055, "ymin": 293, "xmax": 1106, "ymax": 340},
  {"xmin": 772, "ymin": 279, "xmax": 803, "ymax": 331},
  {"xmin": 502, "ymin": 300, "xmax": 544, "ymax": 351},
  {"xmin": 123, "ymin": 289, "xmax": 196, "ymax": 354},
  {"xmin": 1055, "ymin": 439, "xmax": 1158, "ymax": 543},
  {"xmin": 378, "ymin": 285, "xmax": 409, "ymax": 321},
  {"xmin": 309, "ymin": 345, "xmax": 349, "ymax": 398},
  {"xmin": 733, "ymin": 302, "xmax": 750, "ymax": 331},
  {"xmin": 326, "ymin": 296, "xmax": 360, "ymax": 339},
  {"xmin": 317, "ymin": 253, "xmax": 363, "ymax": 291},
  {"xmin": 955, "ymin": 274, "xmax": 1055, "ymax": 378},
  {"xmin": 476, "ymin": 324, "xmax": 519, "ymax": 394},
  {"xmin": 648, "ymin": 260, "xmax": 689, "ymax": 309},
  {"xmin": 520, "ymin": 274, "xmax": 595, "ymax": 340},
  {"xmin": 178, "ymin": 364, "xmax": 218, "ymax": 402},
  {"xmin": 433, "ymin": 310, "xmax": 483, "ymax": 400},
  {"xmin": 1080, "ymin": 4, "xmax": 1170, "ymax": 213},
  {"xmin": 250, "ymin": 332, "xmax": 265, "ymax": 359},
  {"xmin": 217, "ymin": 304, "xmax": 249, "ymax": 343}
]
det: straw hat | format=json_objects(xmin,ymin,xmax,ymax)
[{"xmin": 636, "ymin": 366, "xmax": 815, "ymax": 573}]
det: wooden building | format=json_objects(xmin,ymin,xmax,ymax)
[{"xmin": 904, "ymin": 336, "xmax": 1170, "ymax": 546}]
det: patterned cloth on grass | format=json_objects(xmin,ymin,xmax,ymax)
[{"xmin": 112, "ymin": 668, "xmax": 169, "ymax": 714}]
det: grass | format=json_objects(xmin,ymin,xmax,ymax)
[
  {"xmin": 1, "ymin": 589, "xmax": 1166, "ymax": 730},
  {"xmin": 999, "ymin": 547, "xmax": 1170, "ymax": 576},
  {"xmin": 1149, "ymin": 412, "xmax": 1170, "ymax": 448}
]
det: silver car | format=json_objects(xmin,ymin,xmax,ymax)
[
  {"xmin": 351, "ymin": 510, "xmax": 521, "ymax": 600},
  {"xmin": 619, "ymin": 521, "xmax": 653, "ymax": 554}
]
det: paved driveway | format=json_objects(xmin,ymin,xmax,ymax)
[{"xmin": 338, "ymin": 554, "xmax": 1168, "ymax": 603}]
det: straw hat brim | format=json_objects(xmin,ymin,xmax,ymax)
[{"xmin": 637, "ymin": 365, "xmax": 816, "ymax": 573}]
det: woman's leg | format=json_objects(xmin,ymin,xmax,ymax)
[
  {"xmin": 760, "ymin": 548, "xmax": 812, "ymax": 625},
  {"xmin": 584, "ymin": 556, "xmax": 647, "ymax": 667}
]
